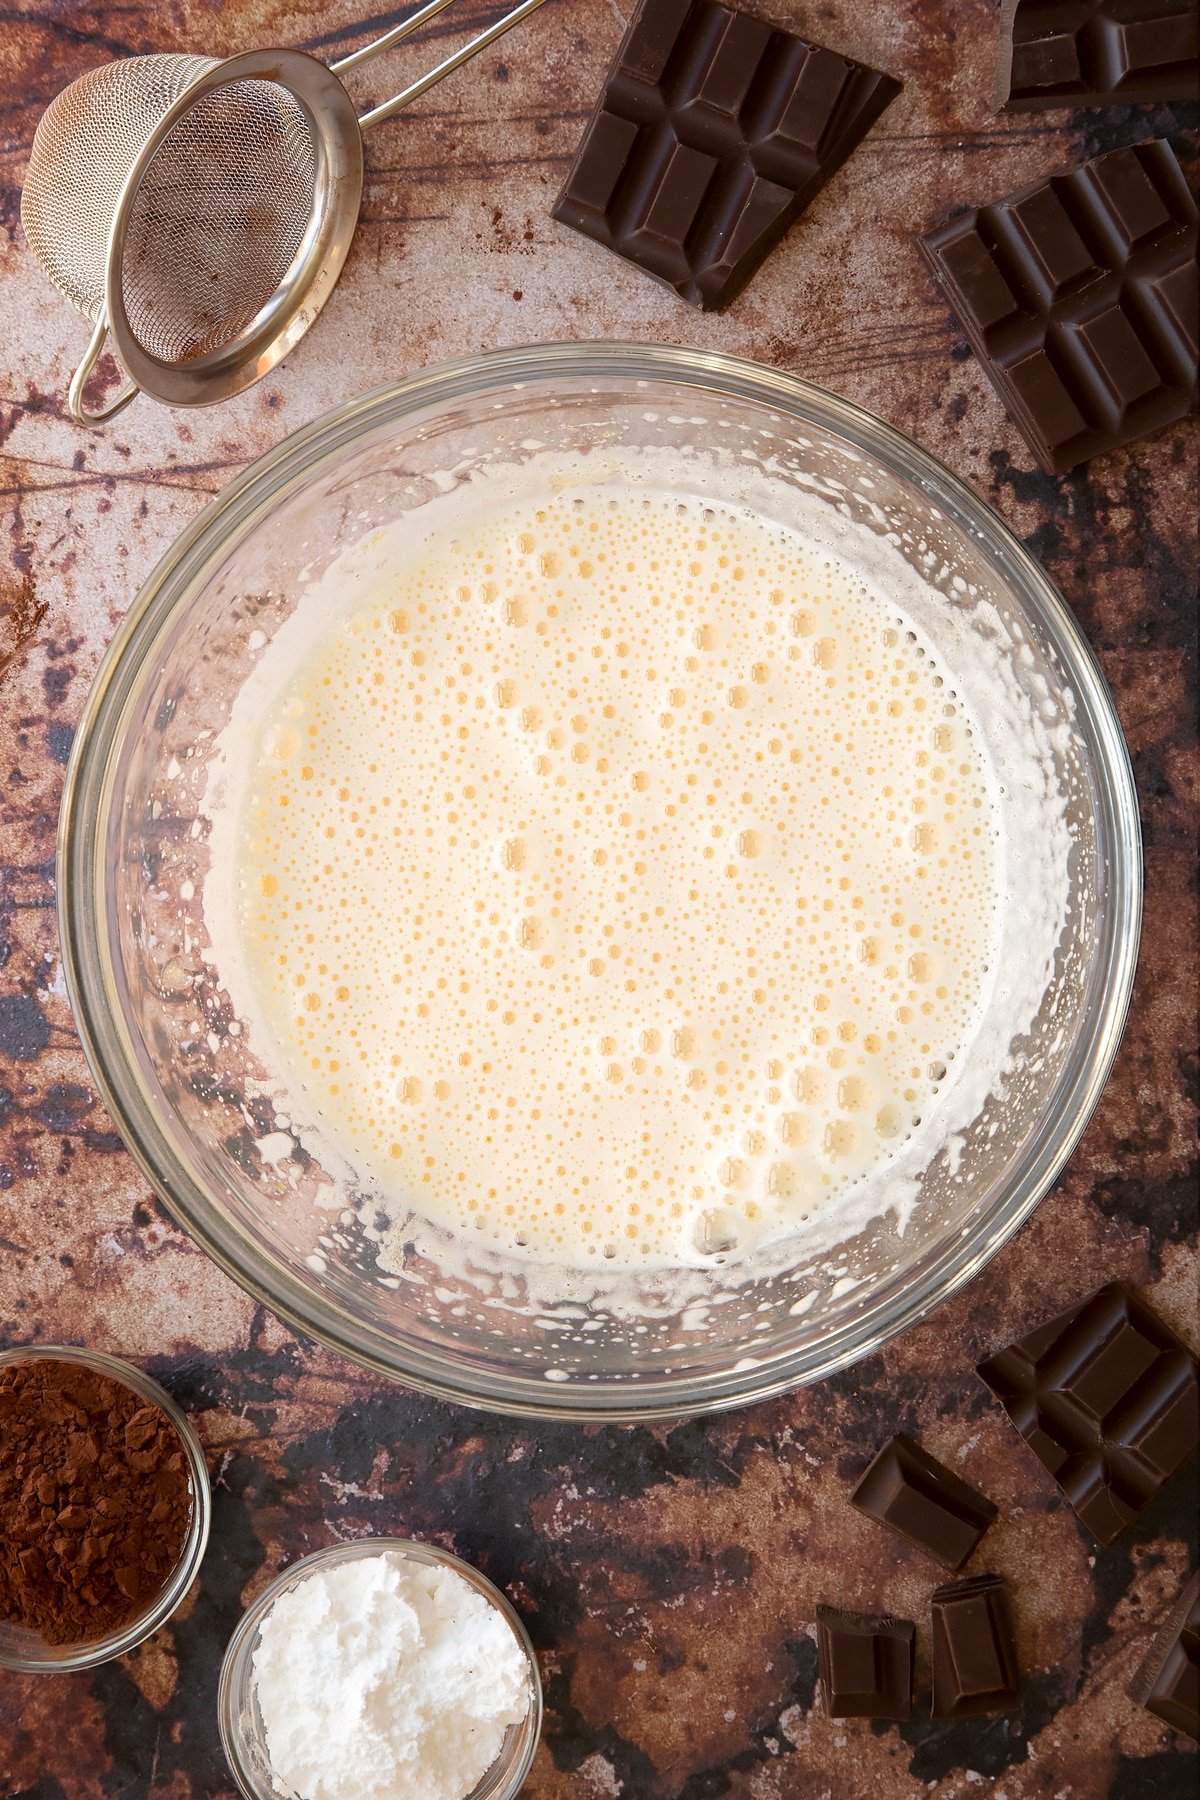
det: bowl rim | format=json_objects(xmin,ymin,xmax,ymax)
[
  {"xmin": 57, "ymin": 340, "xmax": 1142, "ymax": 1421},
  {"xmin": 216, "ymin": 1536, "xmax": 543, "ymax": 1800},
  {"xmin": 0, "ymin": 1345, "xmax": 211, "ymax": 1671}
]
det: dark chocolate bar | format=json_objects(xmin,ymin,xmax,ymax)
[
  {"xmin": 1131, "ymin": 1574, "xmax": 1199, "ymax": 1744},
  {"xmin": 817, "ymin": 1604, "xmax": 915, "ymax": 1720},
  {"xmin": 978, "ymin": 1282, "xmax": 1200, "ymax": 1545},
  {"xmin": 553, "ymin": 0, "xmax": 901, "ymax": 309},
  {"xmin": 998, "ymin": 0, "xmax": 1199, "ymax": 109},
  {"xmin": 920, "ymin": 138, "xmax": 1198, "ymax": 474},
  {"xmin": 851, "ymin": 1433, "xmax": 997, "ymax": 1571},
  {"xmin": 931, "ymin": 1574, "xmax": 1021, "ymax": 1718}
]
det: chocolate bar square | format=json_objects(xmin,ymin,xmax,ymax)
[
  {"xmin": 553, "ymin": 0, "xmax": 901, "ymax": 309},
  {"xmin": 978, "ymin": 1282, "xmax": 1200, "ymax": 1545},
  {"xmin": 851, "ymin": 1433, "xmax": 998, "ymax": 1571},
  {"xmin": 920, "ymin": 139, "xmax": 1198, "ymax": 474},
  {"xmin": 931, "ymin": 1574, "xmax": 1021, "ymax": 1718},
  {"xmin": 1131, "ymin": 1575, "xmax": 1200, "ymax": 1744},
  {"xmin": 998, "ymin": 0, "xmax": 1199, "ymax": 110},
  {"xmin": 817, "ymin": 1604, "xmax": 915, "ymax": 1720}
]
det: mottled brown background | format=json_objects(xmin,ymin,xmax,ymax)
[{"xmin": 0, "ymin": 0, "xmax": 1196, "ymax": 1794}]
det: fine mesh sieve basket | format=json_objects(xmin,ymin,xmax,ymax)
[{"xmin": 20, "ymin": 0, "xmax": 552, "ymax": 425}]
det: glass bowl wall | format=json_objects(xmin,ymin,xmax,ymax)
[{"xmin": 58, "ymin": 344, "xmax": 1140, "ymax": 1419}]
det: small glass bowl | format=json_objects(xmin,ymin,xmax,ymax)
[
  {"xmin": 218, "ymin": 1538, "xmax": 543, "ymax": 1800},
  {"xmin": 0, "ymin": 1344, "xmax": 211, "ymax": 1673}
]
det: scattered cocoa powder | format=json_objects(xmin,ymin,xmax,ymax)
[
  {"xmin": 0, "ymin": 1356, "xmax": 194, "ymax": 1645},
  {"xmin": 0, "ymin": 569, "xmax": 48, "ymax": 688}
]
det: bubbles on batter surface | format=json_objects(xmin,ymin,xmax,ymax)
[{"xmin": 235, "ymin": 486, "xmax": 1000, "ymax": 1266}]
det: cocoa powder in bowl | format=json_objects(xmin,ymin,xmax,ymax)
[{"xmin": 0, "ymin": 1355, "xmax": 193, "ymax": 1645}]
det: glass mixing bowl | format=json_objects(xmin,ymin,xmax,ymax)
[{"xmin": 58, "ymin": 343, "xmax": 1140, "ymax": 1420}]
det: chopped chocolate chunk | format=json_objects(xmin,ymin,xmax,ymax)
[
  {"xmin": 998, "ymin": 0, "xmax": 1199, "ymax": 110},
  {"xmin": 817, "ymin": 1603, "xmax": 915, "ymax": 1719},
  {"xmin": 931, "ymin": 1574, "xmax": 1020, "ymax": 1717},
  {"xmin": 553, "ymin": 0, "xmax": 901, "ymax": 309},
  {"xmin": 978, "ymin": 1281, "xmax": 1200, "ymax": 1545},
  {"xmin": 919, "ymin": 139, "xmax": 1198, "ymax": 474},
  {"xmin": 850, "ymin": 1433, "xmax": 997, "ymax": 1571},
  {"xmin": 1131, "ymin": 1574, "xmax": 1200, "ymax": 1744}
]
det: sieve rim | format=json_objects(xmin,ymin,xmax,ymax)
[{"xmin": 103, "ymin": 47, "xmax": 363, "ymax": 407}]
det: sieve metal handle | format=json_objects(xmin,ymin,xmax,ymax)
[
  {"xmin": 330, "ymin": 0, "xmax": 463, "ymax": 74},
  {"xmin": 69, "ymin": 310, "xmax": 140, "ymax": 425},
  {"xmin": 330, "ymin": 0, "xmax": 555, "ymax": 131}
]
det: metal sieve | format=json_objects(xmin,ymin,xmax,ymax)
[{"xmin": 20, "ymin": 0, "xmax": 552, "ymax": 425}]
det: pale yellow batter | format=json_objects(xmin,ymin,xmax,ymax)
[{"xmin": 228, "ymin": 486, "xmax": 999, "ymax": 1264}]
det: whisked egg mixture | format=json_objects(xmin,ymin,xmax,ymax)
[{"xmin": 213, "ymin": 478, "xmax": 1000, "ymax": 1268}]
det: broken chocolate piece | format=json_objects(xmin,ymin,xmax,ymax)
[
  {"xmin": 919, "ymin": 138, "xmax": 1198, "ymax": 474},
  {"xmin": 851, "ymin": 1433, "xmax": 998, "ymax": 1571},
  {"xmin": 817, "ymin": 1603, "xmax": 915, "ymax": 1720},
  {"xmin": 931, "ymin": 1573, "xmax": 1021, "ymax": 1718},
  {"xmin": 553, "ymin": 0, "xmax": 901, "ymax": 309},
  {"xmin": 998, "ymin": 0, "xmax": 1199, "ymax": 110},
  {"xmin": 978, "ymin": 1281, "xmax": 1200, "ymax": 1545},
  {"xmin": 1131, "ymin": 1574, "xmax": 1200, "ymax": 1744}
]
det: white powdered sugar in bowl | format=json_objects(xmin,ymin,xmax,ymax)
[{"xmin": 238, "ymin": 1545, "xmax": 536, "ymax": 1800}]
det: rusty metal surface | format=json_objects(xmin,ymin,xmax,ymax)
[{"xmin": 0, "ymin": 0, "xmax": 1196, "ymax": 1793}]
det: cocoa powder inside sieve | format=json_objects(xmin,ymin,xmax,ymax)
[{"xmin": 0, "ymin": 1357, "xmax": 194, "ymax": 1645}]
